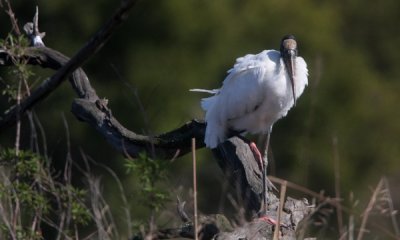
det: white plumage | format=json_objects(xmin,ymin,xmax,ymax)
[{"xmin": 192, "ymin": 39, "xmax": 308, "ymax": 149}]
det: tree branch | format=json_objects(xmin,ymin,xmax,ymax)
[
  {"xmin": 2, "ymin": 0, "xmax": 22, "ymax": 36},
  {"xmin": 71, "ymin": 97, "xmax": 206, "ymax": 159},
  {"xmin": 0, "ymin": 0, "xmax": 138, "ymax": 131},
  {"xmin": 23, "ymin": 6, "xmax": 46, "ymax": 47}
]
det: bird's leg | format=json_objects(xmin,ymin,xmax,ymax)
[
  {"xmin": 252, "ymin": 125, "xmax": 278, "ymax": 226},
  {"xmin": 262, "ymin": 126, "xmax": 273, "ymax": 216},
  {"xmin": 248, "ymin": 126, "xmax": 277, "ymax": 225},
  {"xmin": 249, "ymin": 142, "xmax": 263, "ymax": 171}
]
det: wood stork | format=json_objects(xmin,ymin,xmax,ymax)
[{"xmin": 191, "ymin": 34, "xmax": 308, "ymax": 218}]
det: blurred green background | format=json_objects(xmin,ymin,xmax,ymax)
[{"xmin": 1, "ymin": 0, "xmax": 400, "ymax": 238}]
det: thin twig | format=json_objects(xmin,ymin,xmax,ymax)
[
  {"xmin": 348, "ymin": 192, "xmax": 355, "ymax": 240},
  {"xmin": 192, "ymin": 138, "xmax": 198, "ymax": 240},
  {"xmin": 82, "ymin": 151, "xmax": 133, "ymax": 237},
  {"xmin": 110, "ymin": 63, "xmax": 155, "ymax": 157},
  {"xmin": 61, "ymin": 113, "xmax": 72, "ymax": 183},
  {"xmin": 356, "ymin": 178, "xmax": 384, "ymax": 240},
  {"xmin": 3, "ymin": 0, "xmax": 21, "ymax": 36},
  {"xmin": 269, "ymin": 175, "xmax": 350, "ymax": 217},
  {"xmin": 269, "ymin": 175, "xmax": 331, "ymax": 201},
  {"xmin": 21, "ymin": 74, "xmax": 40, "ymax": 154},
  {"xmin": 349, "ymin": 214, "xmax": 355, "ymax": 240},
  {"xmin": 177, "ymin": 196, "xmax": 190, "ymax": 223},
  {"xmin": 62, "ymin": 113, "xmax": 75, "ymax": 235},
  {"xmin": 382, "ymin": 177, "xmax": 400, "ymax": 238},
  {"xmin": 32, "ymin": 112, "xmax": 48, "ymax": 159},
  {"xmin": 27, "ymin": 112, "xmax": 39, "ymax": 152},
  {"xmin": 75, "ymin": 154, "xmax": 118, "ymax": 239},
  {"xmin": 273, "ymin": 180, "xmax": 287, "ymax": 240},
  {"xmin": 14, "ymin": 79, "xmax": 21, "ymax": 156},
  {"xmin": 0, "ymin": 171, "xmax": 17, "ymax": 240},
  {"xmin": 22, "ymin": 6, "xmax": 45, "ymax": 47}
]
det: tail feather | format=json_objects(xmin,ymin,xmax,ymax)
[
  {"xmin": 203, "ymin": 97, "xmax": 226, "ymax": 148},
  {"xmin": 204, "ymin": 120, "xmax": 226, "ymax": 148},
  {"xmin": 200, "ymin": 96, "xmax": 216, "ymax": 111},
  {"xmin": 191, "ymin": 88, "xmax": 226, "ymax": 148},
  {"xmin": 189, "ymin": 88, "xmax": 219, "ymax": 94}
]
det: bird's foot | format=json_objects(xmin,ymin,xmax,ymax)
[
  {"xmin": 249, "ymin": 142, "xmax": 263, "ymax": 171},
  {"xmin": 256, "ymin": 214, "xmax": 288, "ymax": 228},
  {"xmin": 257, "ymin": 215, "xmax": 278, "ymax": 225}
]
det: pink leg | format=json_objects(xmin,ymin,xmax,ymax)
[
  {"xmin": 249, "ymin": 140, "xmax": 279, "ymax": 226},
  {"xmin": 249, "ymin": 142, "xmax": 263, "ymax": 171}
]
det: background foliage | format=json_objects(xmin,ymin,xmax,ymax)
[{"xmin": 1, "ymin": 0, "xmax": 400, "ymax": 238}]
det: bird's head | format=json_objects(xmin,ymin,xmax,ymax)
[{"xmin": 280, "ymin": 34, "xmax": 298, "ymax": 106}]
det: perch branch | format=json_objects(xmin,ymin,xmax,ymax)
[{"xmin": 0, "ymin": 46, "xmax": 206, "ymax": 157}]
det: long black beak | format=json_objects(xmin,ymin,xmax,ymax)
[{"xmin": 283, "ymin": 50, "xmax": 297, "ymax": 106}]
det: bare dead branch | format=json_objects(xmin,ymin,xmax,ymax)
[
  {"xmin": 70, "ymin": 97, "xmax": 206, "ymax": 159},
  {"xmin": 0, "ymin": 0, "xmax": 138, "ymax": 131},
  {"xmin": 3, "ymin": 0, "xmax": 21, "ymax": 36},
  {"xmin": 0, "ymin": 47, "xmax": 95, "ymax": 127},
  {"xmin": 23, "ymin": 6, "xmax": 46, "ymax": 47},
  {"xmin": 357, "ymin": 178, "xmax": 384, "ymax": 240},
  {"xmin": 177, "ymin": 196, "xmax": 191, "ymax": 223},
  {"xmin": 0, "ymin": 46, "xmax": 207, "ymax": 159}
]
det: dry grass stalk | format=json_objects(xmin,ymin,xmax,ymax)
[
  {"xmin": 356, "ymin": 178, "xmax": 384, "ymax": 240},
  {"xmin": 273, "ymin": 180, "xmax": 287, "ymax": 240},
  {"xmin": 192, "ymin": 138, "xmax": 199, "ymax": 240}
]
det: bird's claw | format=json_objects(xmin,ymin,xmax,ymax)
[
  {"xmin": 258, "ymin": 216, "xmax": 277, "ymax": 225},
  {"xmin": 257, "ymin": 215, "xmax": 289, "ymax": 228}
]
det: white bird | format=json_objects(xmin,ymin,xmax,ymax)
[{"xmin": 191, "ymin": 35, "xmax": 308, "ymax": 217}]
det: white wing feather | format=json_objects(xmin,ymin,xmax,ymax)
[{"xmin": 202, "ymin": 50, "xmax": 276, "ymax": 147}]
